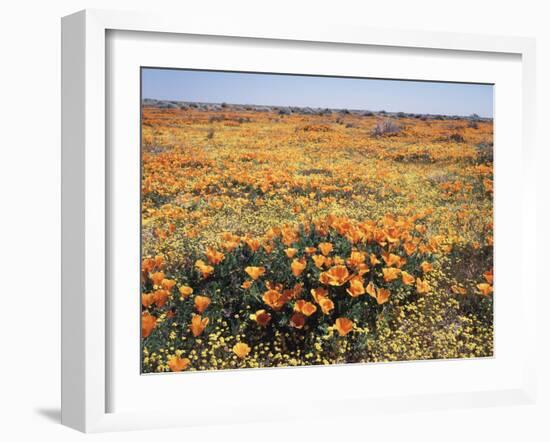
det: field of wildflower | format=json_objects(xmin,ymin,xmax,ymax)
[{"xmin": 140, "ymin": 102, "xmax": 494, "ymax": 373}]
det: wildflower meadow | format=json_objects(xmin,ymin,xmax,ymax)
[{"xmin": 140, "ymin": 81, "xmax": 493, "ymax": 374}]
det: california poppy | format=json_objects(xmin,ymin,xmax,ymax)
[
  {"xmin": 476, "ymin": 283, "xmax": 493, "ymax": 296},
  {"xmin": 194, "ymin": 295, "xmax": 211, "ymax": 313},
  {"xmin": 416, "ymin": 278, "xmax": 430, "ymax": 294},
  {"xmin": 205, "ymin": 247, "xmax": 225, "ymax": 265},
  {"xmin": 382, "ymin": 267, "xmax": 401, "ymax": 282},
  {"xmin": 318, "ymin": 242, "xmax": 333, "ymax": 256},
  {"xmin": 285, "ymin": 248, "xmax": 298, "ymax": 258},
  {"xmin": 245, "ymin": 266, "xmax": 266, "ymax": 280},
  {"xmin": 233, "ymin": 342, "xmax": 251, "ymax": 358},
  {"xmin": 141, "ymin": 312, "xmax": 157, "ymax": 338},
  {"xmin": 190, "ymin": 314, "xmax": 209, "ymax": 337},
  {"xmin": 319, "ymin": 265, "xmax": 350, "ymax": 286},
  {"xmin": 290, "ymin": 312, "xmax": 306, "ymax": 329},
  {"xmin": 401, "ymin": 271, "xmax": 415, "ymax": 285},
  {"xmin": 334, "ymin": 317, "xmax": 353, "ymax": 336},
  {"xmin": 179, "ymin": 285, "xmax": 193, "ymax": 298},
  {"xmin": 167, "ymin": 356, "xmax": 190, "ymax": 372},
  {"xmin": 346, "ymin": 277, "xmax": 366, "ymax": 297},
  {"xmin": 252, "ymin": 309, "xmax": 272, "ymax": 327},
  {"xmin": 291, "ymin": 259, "xmax": 307, "ymax": 277}
]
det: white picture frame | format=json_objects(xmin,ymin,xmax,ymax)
[{"xmin": 61, "ymin": 9, "xmax": 537, "ymax": 433}]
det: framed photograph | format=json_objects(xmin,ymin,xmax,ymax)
[{"xmin": 61, "ymin": 9, "xmax": 537, "ymax": 432}]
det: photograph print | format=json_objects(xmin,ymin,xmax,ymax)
[{"xmin": 140, "ymin": 68, "xmax": 494, "ymax": 374}]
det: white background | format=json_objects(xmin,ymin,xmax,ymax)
[{"xmin": 0, "ymin": 0, "xmax": 548, "ymax": 441}]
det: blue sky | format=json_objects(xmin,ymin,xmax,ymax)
[{"xmin": 142, "ymin": 68, "xmax": 493, "ymax": 118}]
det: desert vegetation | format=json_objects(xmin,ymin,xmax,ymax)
[{"xmin": 140, "ymin": 101, "xmax": 493, "ymax": 373}]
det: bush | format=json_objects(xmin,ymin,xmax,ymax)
[{"xmin": 371, "ymin": 119, "xmax": 401, "ymax": 137}]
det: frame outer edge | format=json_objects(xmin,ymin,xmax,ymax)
[{"xmin": 61, "ymin": 10, "xmax": 87, "ymax": 432}]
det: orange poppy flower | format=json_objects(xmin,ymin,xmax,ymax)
[
  {"xmin": 285, "ymin": 248, "xmax": 298, "ymax": 258},
  {"xmin": 312, "ymin": 254, "xmax": 326, "ymax": 269},
  {"xmin": 141, "ymin": 312, "xmax": 157, "ymax": 338},
  {"xmin": 416, "ymin": 278, "xmax": 430, "ymax": 294},
  {"xmin": 290, "ymin": 312, "xmax": 306, "ymax": 329},
  {"xmin": 245, "ymin": 238, "xmax": 261, "ymax": 252},
  {"xmin": 291, "ymin": 258, "xmax": 307, "ymax": 277},
  {"xmin": 401, "ymin": 271, "xmax": 415, "ymax": 285},
  {"xmin": 241, "ymin": 280, "xmax": 253, "ymax": 289},
  {"xmin": 305, "ymin": 246, "xmax": 317, "ymax": 255},
  {"xmin": 347, "ymin": 251, "xmax": 366, "ymax": 268},
  {"xmin": 252, "ymin": 309, "xmax": 272, "ymax": 327},
  {"xmin": 376, "ymin": 288, "xmax": 391, "ymax": 305},
  {"xmin": 319, "ymin": 265, "xmax": 350, "ymax": 286},
  {"xmin": 346, "ymin": 277, "xmax": 366, "ymax": 297},
  {"xmin": 263, "ymin": 289, "xmax": 287, "ymax": 310},
  {"xmin": 141, "ymin": 258, "xmax": 155, "ymax": 274},
  {"xmin": 194, "ymin": 295, "xmax": 211, "ymax": 313},
  {"xmin": 195, "ymin": 260, "xmax": 214, "ymax": 278},
  {"xmin": 245, "ymin": 266, "xmax": 266, "ymax": 280},
  {"xmin": 318, "ymin": 297, "xmax": 335, "ymax": 314},
  {"xmin": 153, "ymin": 289, "xmax": 170, "ymax": 307},
  {"xmin": 366, "ymin": 281, "xmax": 377, "ymax": 299},
  {"xmin": 476, "ymin": 283, "xmax": 493, "ymax": 296},
  {"xmin": 294, "ymin": 300, "xmax": 317, "ymax": 317},
  {"xmin": 451, "ymin": 285, "xmax": 467, "ymax": 295},
  {"xmin": 311, "ymin": 287, "xmax": 329, "ymax": 303},
  {"xmin": 189, "ymin": 314, "xmax": 209, "ymax": 337},
  {"xmin": 167, "ymin": 356, "xmax": 190, "ymax": 372},
  {"xmin": 382, "ymin": 267, "xmax": 401, "ymax": 282},
  {"xmin": 382, "ymin": 252, "xmax": 402, "ymax": 267},
  {"xmin": 318, "ymin": 242, "xmax": 333, "ymax": 256},
  {"xmin": 179, "ymin": 285, "xmax": 193, "ymax": 298},
  {"xmin": 151, "ymin": 271, "xmax": 165, "ymax": 286},
  {"xmin": 403, "ymin": 242, "xmax": 416, "ymax": 256},
  {"xmin": 205, "ymin": 247, "xmax": 225, "ymax": 265},
  {"xmin": 415, "ymin": 224, "xmax": 427, "ymax": 234},
  {"xmin": 420, "ymin": 261, "xmax": 433, "ymax": 273},
  {"xmin": 263, "ymin": 242, "xmax": 274, "ymax": 254},
  {"xmin": 161, "ymin": 278, "xmax": 176, "ymax": 291},
  {"xmin": 483, "ymin": 270, "xmax": 493, "ymax": 284},
  {"xmin": 334, "ymin": 317, "xmax": 353, "ymax": 336},
  {"xmin": 370, "ymin": 254, "xmax": 381, "ymax": 266},
  {"xmin": 233, "ymin": 342, "xmax": 251, "ymax": 358},
  {"xmin": 154, "ymin": 255, "xmax": 164, "ymax": 269},
  {"xmin": 141, "ymin": 293, "xmax": 155, "ymax": 308}
]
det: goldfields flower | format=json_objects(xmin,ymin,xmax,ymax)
[
  {"xmin": 233, "ymin": 342, "xmax": 251, "ymax": 358},
  {"xmin": 451, "ymin": 284, "xmax": 467, "ymax": 295},
  {"xmin": 245, "ymin": 266, "xmax": 266, "ymax": 280},
  {"xmin": 334, "ymin": 317, "xmax": 353, "ymax": 336},
  {"xmin": 167, "ymin": 356, "xmax": 191, "ymax": 372}
]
